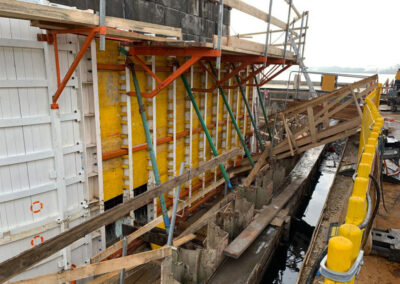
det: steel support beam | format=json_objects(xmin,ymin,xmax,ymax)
[
  {"xmin": 209, "ymin": 62, "xmax": 255, "ymax": 167},
  {"xmin": 232, "ymin": 63, "xmax": 265, "ymax": 152},
  {"xmin": 128, "ymin": 62, "xmax": 171, "ymax": 234},
  {"xmin": 179, "ymin": 65, "xmax": 233, "ymax": 189}
]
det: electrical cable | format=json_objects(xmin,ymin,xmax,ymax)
[
  {"xmin": 359, "ymin": 192, "xmax": 372, "ymax": 230},
  {"xmin": 378, "ymin": 138, "xmax": 389, "ymax": 212},
  {"xmin": 361, "ymin": 174, "xmax": 381, "ymax": 248},
  {"xmin": 305, "ymin": 246, "xmax": 328, "ymax": 284}
]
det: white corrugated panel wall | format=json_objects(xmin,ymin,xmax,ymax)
[{"xmin": 0, "ymin": 17, "xmax": 104, "ymax": 281}]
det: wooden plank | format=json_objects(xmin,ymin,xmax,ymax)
[
  {"xmin": 276, "ymin": 127, "xmax": 358, "ymax": 159},
  {"xmin": 307, "ymin": 106, "xmax": 317, "ymax": 144},
  {"xmin": 216, "ymin": 36, "xmax": 295, "ymax": 59},
  {"xmin": 173, "ymin": 234, "xmax": 196, "ymax": 247},
  {"xmin": 273, "ymin": 118, "xmax": 360, "ymax": 159},
  {"xmin": 87, "ymin": 272, "xmax": 120, "ymax": 284},
  {"xmin": 352, "ymin": 90, "xmax": 363, "ymax": 118},
  {"xmin": 13, "ymin": 248, "xmax": 172, "ymax": 284},
  {"xmin": 224, "ymin": 178, "xmax": 302, "ymax": 259},
  {"xmin": 178, "ymin": 193, "xmax": 236, "ymax": 238},
  {"xmin": 0, "ymin": 148, "xmax": 242, "ymax": 283},
  {"xmin": 220, "ymin": 0, "xmax": 288, "ymax": 30},
  {"xmin": 88, "ymin": 234, "xmax": 195, "ymax": 284},
  {"xmin": 282, "ymin": 114, "xmax": 295, "ymax": 155},
  {"xmin": 0, "ymin": 0, "xmax": 181, "ymax": 38},
  {"xmin": 31, "ymin": 20, "xmax": 181, "ymax": 42},
  {"xmin": 91, "ymin": 177, "xmax": 226, "ymax": 263},
  {"xmin": 273, "ymin": 118, "xmax": 361, "ymax": 157},
  {"xmin": 242, "ymin": 144, "xmax": 271, "ymax": 187},
  {"xmin": 282, "ymin": 75, "xmax": 377, "ymax": 116},
  {"xmin": 284, "ymin": 0, "xmax": 302, "ymax": 18}
]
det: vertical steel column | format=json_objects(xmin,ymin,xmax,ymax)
[
  {"xmin": 209, "ymin": 63, "xmax": 254, "ymax": 167},
  {"xmin": 298, "ymin": 12, "xmax": 305, "ymax": 61},
  {"xmin": 128, "ymin": 63, "xmax": 170, "ymax": 233},
  {"xmin": 151, "ymin": 56, "xmax": 157, "ymax": 176},
  {"xmin": 216, "ymin": 0, "xmax": 224, "ymax": 70},
  {"xmin": 215, "ymin": 68, "xmax": 221, "ymax": 182},
  {"xmin": 119, "ymin": 236, "xmax": 128, "ymax": 284},
  {"xmin": 167, "ymin": 162, "xmax": 185, "ymax": 246},
  {"xmin": 301, "ymin": 12, "xmax": 309, "ymax": 59},
  {"xmin": 252, "ymin": 65, "xmax": 272, "ymax": 141},
  {"xmin": 264, "ymin": 0, "xmax": 273, "ymax": 59},
  {"xmin": 179, "ymin": 67, "xmax": 232, "ymax": 189},
  {"xmin": 125, "ymin": 66, "xmax": 134, "ymax": 224},
  {"xmin": 99, "ymin": 0, "xmax": 106, "ymax": 51},
  {"xmin": 283, "ymin": 0, "xmax": 292, "ymax": 61},
  {"xmin": 189, "ymin": 66, "xmax": 194, "ymax": 204},
  {"xmin": 202, "ymin": 70, "xmax": 208, "ymax": 192},
  {"xmin": 232, "ymin": 63, "xmax": 265, "ymax": 152}
]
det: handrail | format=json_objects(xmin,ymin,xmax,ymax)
[{"xmin": 322, "ymin": 83, "xmax": 383, "ymax": 283}]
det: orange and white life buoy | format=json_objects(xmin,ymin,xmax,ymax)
[
  {"xmin": 30, "ymin": 201, "xmax": 43, "ymax": 214},
  {"xmin": 30, "ymin": 235, "xmax": 44, "ymax": 247}
]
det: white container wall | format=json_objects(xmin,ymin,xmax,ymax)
[{"xmin": 0, "ymin": 17, "xmax": 104, "ymax": 281}]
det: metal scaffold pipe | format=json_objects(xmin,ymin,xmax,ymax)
[
  {"xmin": 179, "ymin": 63, "xmax": 233, "ymax": 189},
  {"xmin": 128, "ymin": 62, "xmax": 171, "ymax": 234},
  {"xmin": 264, "ymin": 0, "xmax": 273, "ymax": 59},
  {"xmin": 232, "ymin": 63, "xmax": 265, "ymax": 152},
  {"xmin": 209, "ymin": 62, "xmax": 254, "ymax": 167}
]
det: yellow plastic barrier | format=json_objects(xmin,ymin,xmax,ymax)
[{"xmin": 323, "ymin": 83, "xmax": 382, "ymax": 283}]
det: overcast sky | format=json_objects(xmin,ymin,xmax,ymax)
[{"xmin": 231, "ymin": 0, "xmax": 399, "ymax": 69}]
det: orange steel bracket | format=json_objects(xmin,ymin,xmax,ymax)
[
  {"xmin": 221, "ymin": 64, "xmax": 268, "ymax": 90},
  {"xmin": 127, "ymin": 46, "xmax": 220, "ymax": 98},
  {"xmin": 191, "ymin": 60, "xmax": 248, "ymax": 93},
  {"xmin": 50, "ymin": 27, "xmax": 104, "ymax": 109},
  {"xmin": 251, "ymin": 64, "xmax": 292, "ymax": 87}
]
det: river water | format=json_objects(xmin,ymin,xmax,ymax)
[{"xmin": 262, "ymin": 140, "xmax": 345, "ymax": 283}]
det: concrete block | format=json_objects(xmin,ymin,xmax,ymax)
[
  {"xmin": 50, "ymin": 0, "xmax": 88, "ymax": 10},
  {"xmin": 106, "ymin": 0, "xmax": 125, "ymax": 18},
  {"xmin": 182, "ymin": 33, "xmax": 196, "ymax": 41},
  {"xmin": 125, "ymin": 0, "xmax": 165, "ymax": 26},
  {"xmin": 202, "ymin": 36, "xmax": 213, "ymax": 43},
  {"xmin": 212, "ymin": 1, "xmax": 220, "ymax": 21},
  {"xmin": 223, "ymin": 24, "xmax": 229, "ymax": 36},
  {"xmin": 223, "ymin": 6, "xmax": 230, "ymax": 26},
  {"xmin": 200, "ymin": 1, "xmax": 214, "ymax": 20},
  {"xmin": 181, "ymin": 14, "xmax": 201, "ymax": 36},
  {"xmin": 187, "ymin": 0, "xmax": 200, "ymax": 16},
  {"xmin": 165, "ymin": 8, "xmax": 183, "ymax": 28},
  {"xmin": 155, "ymin": 0, "xmax": 187, "ymax": 12},
  {"xmin": 204, "ymin": 19, "xmax": 214, "ymax": 38}
]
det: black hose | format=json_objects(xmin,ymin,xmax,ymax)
[
  {"xmin": 305, "ymin": 246, "xmax": 328, "ymax": 284},
  {"xmin": 379, "ymin": 138, "xmax": 389, "ymax": 212},
  {"xmin": 361, "ymin": 174, "xmax": 381, "ymax": 248}
]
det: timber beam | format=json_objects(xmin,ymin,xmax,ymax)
[{"xmin": 0, "ymin": 148, "xmax": 242, "ymax": 283}]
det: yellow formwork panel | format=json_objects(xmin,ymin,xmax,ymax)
[
  {"xmin": 97, "ymin": 40, "xmax": 124, "ymax": 201},
  {"xmin": 129, "ymin": 58, "xmax": 149, "ymax": 189},
  {"xmin": 154, "ymin": 57, "xmax": 169, "ymax": 184},
  {"xmin": 98, "ymin": 47, "xmax": 253, "ymax": 202},
  {"xmin": 175, "ymin": 72, "xmax": 186, "ymax": 177}
]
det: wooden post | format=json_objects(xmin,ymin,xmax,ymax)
[
  {"xmin": 307, "ymin": 106, "xmax": 317, "ymax": 144},
  {"xmin": 282, "ymin": 114, "xmax": 295, "ymax": 156},
  {"xmin": 351, "ymin": 90, "xmax": 363, "ymax": 118}
]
